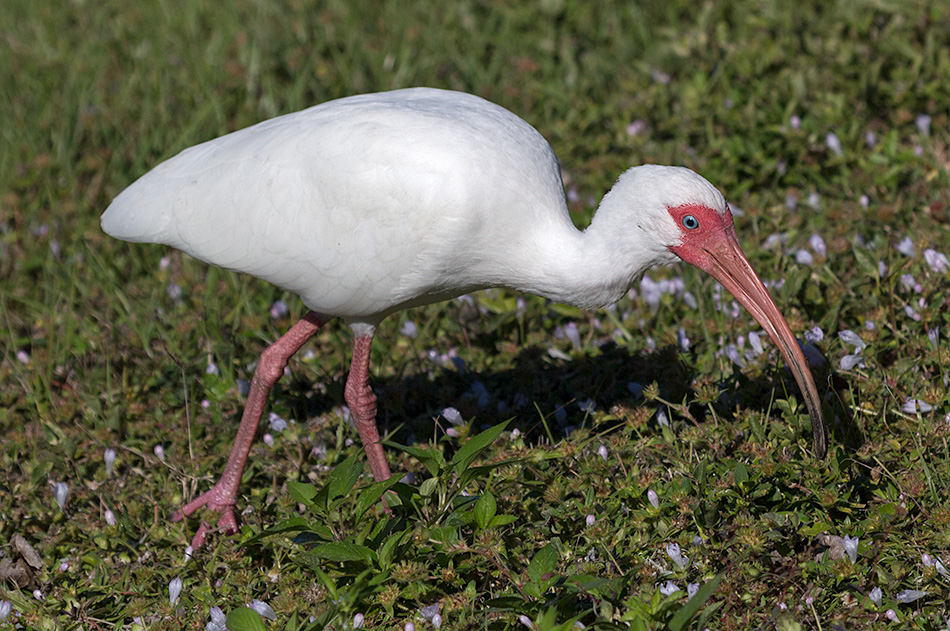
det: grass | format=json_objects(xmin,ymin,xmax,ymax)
[{"xmin": 2, "ymin": 0, "xmax": 950, "ymax": 628}]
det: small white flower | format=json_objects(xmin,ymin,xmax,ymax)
[
  {"xmin": 596, "ymin": 444, "xmax": 608, "ymax": 460},
  {"xmin": 897, "ymin": 236, "xmax": 915, "ymax": 257},
  {"xmin": 405, "ymin": 623, "xmax": 415, "ymax": 631},
  {"xmin": 167, "ymin": 283, "xmax": 183, "ymax": 301},
  {"xmin": 656, "ymin": 408, "xmax": 670, "ymax": 427},
  {"xmin": 903, "ymin": 399, "xmax": 933, "ymax": 414},
  {"xmin": 807, "ymin": 192, "xmax": 821, "ymax": 209},
  {"xmin": 432, "ymin": 613, "xmax": 443, "ymax": 629},
  {"xmin": 353, "ymin": 613, "xmax": 365, "ymax": 628},
  {"xmin": 677, "ymin": 327, "xmax": 690, "ymax": 352},
  {"xmin": 105, "ymin": 510, "xmax": 116, "ymax": 526},
  {"xmin": 268, "ymin": 412, "xmax": 289, "ymax": 432},
  {"xmin": 869, "ymin": 586, "xmax": 882, "ymax": 605},
  {"xmin": 16, "ymin": 350, "xmax": 30, "ymax": 364},
  {"xmin": 724, "ymin": 344, "xmax": 745, "ymax": 367},
  {"xmin": 687, "ymin": 583, "xmax": 699, "ymax": 598},
  {"xmin": 839, "ymin": 355, "xmax": 865, "ymax": 371},
  {"xmin": 789, "ymin": 115, "xmax": 801, "ymax": 130},
  {"xmin": 795, "ymin": 249, "xmax": 814, "ymax": 265},
  {"xmin": 886, "ymin": 609, "xmax": 898, "ymax": 622},
  {"xmin": 33, "ymin": 589, "xmax": 44, "ymax": 600},
  {"xmin": 895, "ymin": 589, "xmax": 930, "ymax": 603},
  {"xmin": 804, "ymin": 326, "xmax": 824, "ymax": 344},
  {"xmin": 935, "ymin": 558, "xmax": 949, "ymax": 578},
  {"xmin": 900, "ymin": 273, "xmax": 922, "ymax": 293},
  {"xmin": 519, "ymin": 615, "xmax": 535, "ymax": 630},
  {"xmin": 441, "ymin": 407, "xmax": 463, "ymax": 425},
  {"xmin": 658, "ymin": 581, "xmax": 679, "ymax": 596},
  {"xmin": 809, "ymin": 233, "xmax": 827, "ymax": 257},
  {"xmin": 169, "ymin": 577, "xmax": 183, "ymax": 605},
  {"xmin": 916, "ymin": 114, "xmax": 932, "ymax": 137},
  {"xmin": 626, "ymin": 119, "xmax": 648, "ymax": 136},
  {"xmin": 0, "ymin": 601, "xmax": 12, "ymax": 619},
  {"xmin": 825, "ymin": 133, "xmax": 843, "ymax": 156},
  {"xmin": 784, "ymin": 194, "xmax": 798, "ymax": 210},
  {"xmin": 748, "ymin": 331, "xmax": 763, "ymax": 356},
  {"xmin": 104, "ymin": 448, "xmax": 116, "ymax": 476},
  {"xmin": 860, "ymin": 194, "xmax": 870, "ymax": 208},
  {"xmin": 400, "ymin": 320, "xmax": 418, "ymax": 338},
  {"xmin": 924, "ymin": 248, "xmax": 950, "ymax": 273},
  {"xmin": 578, "ymin": 399, "xmax": 596, "ymax": 414},
  {"xmin": 184, "ymin": 546, "xmax": 194, "ymax": 562},
  {"xmin": 842, "ymin": 535, "xmax": 858, "ymax": 563},
  {"xmin": 206, "ymin": 606, "xmax": 227, "ymax": 631},
  {"xmin": 564, "ymin": 322, "xmax": 582, "ymax": 349},
  {"xmin": 838, "ymin": 330, "xmax": 866, "ymax": 350},
  {"xmin": 269, "ymin": 300, "xmax": 289, "ymax": 319},
  {"xmin": 262, "ymin": 433, "xmax": 274, "ymax": 447},
  {"xmin": 586, "ymin": 514, "xmax": 596, "ymax": 527},
  {"xmin": 249, "ymin": 599, "xmax": 276, "ymax": 620},
  {"xmin": 666, "ymin": 542, "xmax": 689, "ymax": 569},
  {"xmin": 53, "ymin": 482, "xmax": 68, "ymax": 509},
  {"xmin": 59, "ymin": 561, "xmax": 69, "ymax": 571},
  {"xmin": 648, "ymin": 489, "xmax": 659, "ymax": 509},
  {"xmin": 922, "ymin": 553, "xmax": 934, "ymax": 567},
  {"xmin": 154, "ymin": 444, "xmax": 165, "ymax": 461}
]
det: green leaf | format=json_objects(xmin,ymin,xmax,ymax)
[
  {"xmin": 474, "ymin": 491, "xmax": 496, "ymax": 530},
  {"xmin": 226, "ymin": 608, "xmax": 267, "ymax": 631},
  {"xmin": 327, "ymin": 453, "xmax": 363, "ymax": 500},
  {"xmin": 428, "ymin": 525, "xmax": 459, "ymax": 545},
  {"xmin": 668, "ymin": 573, "xmax": 724, "ymax": 631},
  {"xmin": 286, "ymin": 480, "xmax": 317, "ymax": 505},
  {"xmin": 451, "ymin": 419, "xmax": 511, "ymax": 476},
  {"xmin": 308, "ymin": 541, "xmax": 374, "ymax": 563},
  {"xmin": 355, "ymin": 475, "xmax": 403, "ymax": 520},
  {"xmin": 489, "ymin": 514, "xmax": 517, "ymax": 528},
  {"xmin": 384, "ymin": 442, "xmax": 445, "ymax": 477},
  {"xmin": 526, "ymin": 542, "xmax": 558, "ymax": 583},
  {"xmin": 733, "ymin": 462, "xmax": 749, "ymax": 485},
  {"xmin": 419, "ymin": 477, "xmax": 440, "ymax": 497},
  {"xmin": 377, "ymin": 530, "xmax": 406, "ymax": 571}
]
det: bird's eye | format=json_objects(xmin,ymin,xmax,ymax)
[{"xmin": 682, "ymin": 215, "xmax": 699, "ymax": 230}]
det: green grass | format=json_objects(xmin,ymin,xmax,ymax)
[{"xmin": 2, "ymin": 0, "xmax": 950, "ymax": 629}]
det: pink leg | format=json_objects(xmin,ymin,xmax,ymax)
[
  {"xmin": 173, "ymin": 311, "xmax": 325, "ymax": 547},
  {"xmin": 345, "ymin": 334, "xmax": 392, "ymax": 482}
]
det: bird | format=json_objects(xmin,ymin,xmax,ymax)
[{"xmin": 102, "ymin": 87, "xmax": 826, "ymax": 547}]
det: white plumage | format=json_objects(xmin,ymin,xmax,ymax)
[
  {"xmin": 103, "ymin": 87, "xmax": 825, "ymax": 547},
  {"xmin": 103, "ymin": 88, "xmax": 721, "ymax": 318}
]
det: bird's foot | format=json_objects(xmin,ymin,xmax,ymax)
[{"xmin": 172, "ymin": 482, "xmax": 240, "ymax": 548}]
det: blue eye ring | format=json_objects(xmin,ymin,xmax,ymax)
[{"xmin": 682, "ymin": 215, "xmax": 699, "ymax": 230}]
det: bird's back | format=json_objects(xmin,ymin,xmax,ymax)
[{"xmin": 102, "ymin": 88, "xmax": 571, "ymax": 322}]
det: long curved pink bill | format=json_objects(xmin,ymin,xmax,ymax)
[{"xmin": 704, "ymin": 229, "xmax": 827, "ymax": 458}]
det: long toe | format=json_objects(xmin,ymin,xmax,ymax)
[{"xmin": 173, "ymin": 482, "xmax": 240, "ymax": 546}]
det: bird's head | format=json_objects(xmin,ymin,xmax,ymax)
[{"xmin": 616, "ymin": 165, "xmax": 827, "ymax": 457}]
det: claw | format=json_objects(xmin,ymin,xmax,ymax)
[{"xmin": 173, "ymin": 482, "xmax": 240, "ymax": 547}]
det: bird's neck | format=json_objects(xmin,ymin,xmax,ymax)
[{"xmin": 510, "ymin": 196, "xmax": 676, "ymax": 310}]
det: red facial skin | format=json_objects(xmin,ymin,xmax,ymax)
[{"xmin": 667, "ymin": 203, "xmax": 826, "ymax": 458}]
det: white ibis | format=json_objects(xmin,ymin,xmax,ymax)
[{"xmin": 102, "ymin": 87, "xmax": 826, "ymax": 547}]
